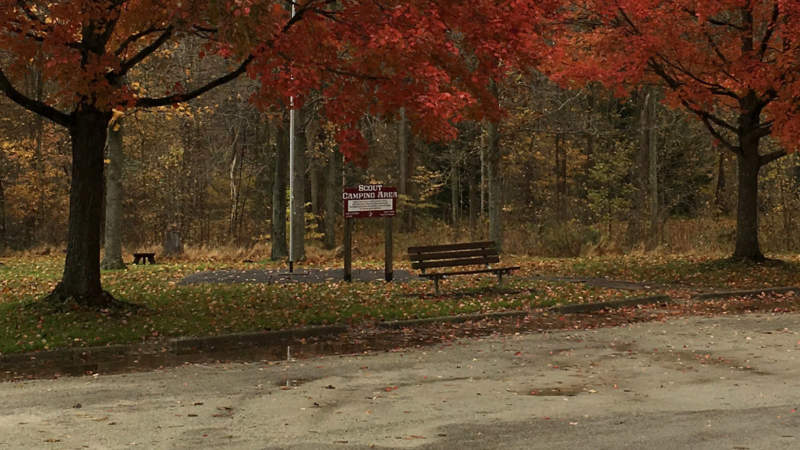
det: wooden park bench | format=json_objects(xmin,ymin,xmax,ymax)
[
  {"xmin": 408, "ymin": 241, "xmax": 519, "ymax": 294},
  {"xmin": 133, "ymin": 252, "xmax": 156, "ymax": 265}
]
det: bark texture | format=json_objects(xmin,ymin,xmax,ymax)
[
  {"xmin": 49, "ymin": 108, "xmax": 115, "ymax": 306},
  {"xmin": 289, "ymin": 106, "xmax": 306, "ymax": 262},
  {"xmin": 323, "ymin": 148, "xmax": 339, "ymax": 249},
  {"xmin": 271, "ymin": 120, "xmax": 289, "ymax": 260},
  {"xmin": 101, "ymin": 115, "xmax": 126, "ymax": 270},
  {"xmin": 486, "ymin": 119, "xmax": 503, "ymax": 252},
  {"xmin": 733, "ymin": 147, "xmax": 763, "ymax": 260}
]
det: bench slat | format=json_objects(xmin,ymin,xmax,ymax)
[
  {"xmin": 419, "ymin": 266, "xmax": 520, "ymax": 278},
  {"xmin": 408, "ymin": 241, "xmax": 495, "ymax": 254},
  {"xmin": 412, "ymin": 256, "xmax": 500, "ymax": 270},
  {"xmin": 408, "ymin": 248, "xmax": 497, "ymax": 262}
]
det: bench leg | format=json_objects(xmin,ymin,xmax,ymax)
[
  {"xmin": 497, "ymin": 271, "xmax": 504, "ymax": 287},
  {"xmin": 148, "ymin": 255, "xmax": 155, "ymax": 264},
  {"xmin": 433, "ymin": 278, "xmax": 440, "ymax": 295},
  {"xmin": 133, "ymin": 256, "xmax": 141, "ymax": 265}
]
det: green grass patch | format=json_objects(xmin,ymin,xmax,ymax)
[
  {"xmin": 525, "ymin": 254, "xmax": 800, "ymax": 288},
  {"xmin": 0, "ymin": 256, "xmax": 642, "ymax": 354},
  {"xmin": 7, "ymin": 252, "xmax": 796, "ymax": 355}
]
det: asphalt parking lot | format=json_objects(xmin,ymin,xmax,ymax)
[{"xmin": 2, "ymin": 312, "xmax": 800, "ymax": 449}]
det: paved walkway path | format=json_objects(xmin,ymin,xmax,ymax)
[
  {"xmin": 179, "ymin": 268, "xmax": 418, "ymax": 285},
  {"xmin": 3, "ymin": 312, "xmax": 800, "ymax": 449}
]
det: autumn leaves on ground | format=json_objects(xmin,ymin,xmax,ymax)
[{"xmin": 3, "ymin": 251, "xmax": 800, "ymax": 355}]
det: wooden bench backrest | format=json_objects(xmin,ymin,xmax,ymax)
[{"xmin": 408, "ymin": 241, "xmax": 499, "ymax": 271}]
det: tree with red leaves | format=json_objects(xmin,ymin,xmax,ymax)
[
  {"xmin": 0, "ymin": 0, "xmax": 555, "ymax": 307},
  {"xmin": 555, "ymin": 0, "xmax": 800, "ymax": 261}
]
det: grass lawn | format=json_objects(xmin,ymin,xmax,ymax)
[{"xmin": 1, "ymin": 253, "xmax": 799, "ymax": 354}]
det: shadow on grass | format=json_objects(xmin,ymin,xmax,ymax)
[{"xmin": 22, "ymin": 293, "xmax": 148, "ymax": 316}]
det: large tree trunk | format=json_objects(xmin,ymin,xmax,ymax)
[
  {"xmin": 48, "ymin": 109, "xmax": 114, "ymax": 306},
  {"xmin": 253, "ymin": 121, "xmax": 273, "ymax": 242},
  {"xmin": 733, "ymin": 144, "xmax": 763, "ymax": 260},
  {"xmin": 647, "ymin": 97, "xmax": 659, "ymax": 251},
  {"xmin": 713, "ymin": 152, "xmax": 728, "ymax": 215},
  {"xmin": 450, "ymin": 144, "xmax": 459, "ymax": 225},
  {"xmin": 228, "ymin": 144, "xmax": 242, "ymax": 242},
  {"xmin": 628, "ymin": 90, "xmax": 656, "ymax": 248},
  {"xmin": 101, "ymin": 114, "xmax": 126, "ymax": 270},
  {"xmin": 323, "ymin": 148, "xmax": 339, "ymax": 249},
  {"xmin": 271, "ymin": 119, "xmax": 289, "ymax": 260},
  {"xmin": 480, "ymin": 146, "xmax": 486, "ymax": 218},
  {"xmin": 289, "ymin": 106, "xmax": 306, "ymax": 262},
  {"xmin": 468, "ymin": 161, "xmax": 479, "ymax": 236},
  {"xmin": 397, "ymin": 108, "xmax": 415, "ymax": 232},
  {"xmin": 554, "ymin": 134, "xmax": 567, "ymax": 223},
  {"xmin": 486, "ymin": 119, "xmax": 503, "ymax": 252},
  {"xmin": 310, "ymin": 161, "xmax": 321, "ymax": 218}
]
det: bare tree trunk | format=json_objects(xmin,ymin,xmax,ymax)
[
  {"xmin": 646, "ymin": 92, "xmax": 659, "ymax": 250},
  {"xmin": 480, "ymin": 146, "xmax": 486, "ymax": 217},
  {"xmin": 310, "ymin": 158, "xmax": 323, "ymax": 245},
  {"xmin": 627, "ymin": 89, "xmax": 656, "ymax": 248},
  {"xmin": 290, "ymin": 106, "xmax": 306, "ymax": 262},
  {"xmin": 310, "ymin": 162, "xmax": 321, "ymax": 217},
  {"xmin": 450, "ymin": 144, "xmax": 459, "ymax": 225},
  {"xmin": 398, "ymin": 108, "xmax": 414, "ymax": 232},
  {"xmin": 0, "ymin": 177, "xmax": 6, "ymax": 252},
  {"xmin": 253, "ymin": 121, "xmax": 273, "ymax": 241},
  {"xmin": 162, "ymin": 224, "xmax": 184, "ymax": 256},
  {"xmin": 468, "ymin": 161, "xmax": 478, "ymax": 236},
  {"xmin": 100, "ymin": 114, "xmax": 126, "ymax": 270},
  {"xmin": 228, "ymin": 146, "xmax": 240, "ymax": 240},
  {"xmin": 26, "ymin": 67, "xmax": 46, "ymax": 244},
  {"xmin": 486, "ymin": 119, "xmax": 503, "ymax": 251},
  {"xmin": 398, "ymin": 109, "xmax": 408, "ymax": 198},
  {"xmin": 0, "ymin": 142, "xmax": 6, "ymax": 251},
  {"xmin": 271, "ymin": 118, "xmax": 289, "ymax": 260},
  {"xmin": 323, "ymin": 148, "xmax": 339, "ymax": 249},
  {"xmin": 713, "ymin": 152, "xmax": 727, "ymax": 215},
  {"xmin": 554, "ymin": 134, "xmax": 567, "ymax": 223}
]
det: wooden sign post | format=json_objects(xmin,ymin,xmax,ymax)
[{"xmin": 342, "ymin": 184, "xmax": 397, "ymax": 282}]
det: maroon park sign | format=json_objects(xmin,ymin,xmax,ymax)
[{"xmin": 343, "ymin": 184, "xmax": 397, "ymax": 219}]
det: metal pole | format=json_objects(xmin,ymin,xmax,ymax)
[{"xmin": 288, "ymin": 0, "xmax": 296, "ymax": 273}]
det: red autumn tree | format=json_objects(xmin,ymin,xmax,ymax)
[
  {"xmin": 0, "ymin": 0, "xmax": 555, "ymax": 307},
  {"xmin": 554, "ymin": 0, "xmax": 800, "ymax": 260}
]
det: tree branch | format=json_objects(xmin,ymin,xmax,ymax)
[
  {"xmin": 681, "ymin": 100, "xmax": 739, "ymax": 153},
  {"xmin": 759, "ymin": 3, "xmax": 780, "ymax": 60},
  {"xmin": 135, "ymin": 56, "xmax": 253, "ymax": 108},
  {"xmin": 760, "ymin": 149, "xmax": 786, "ymax": 166},
  {"xmin": 114, "ymin": 27, "xmax": 173, "ymax": 79},
  {"xmin": 114, "ymin": 26, "xmax": 169, "ymax": 56},
  {"xmin": 0, "ymin": 67, "xmax": 72, "ymax": 127}
]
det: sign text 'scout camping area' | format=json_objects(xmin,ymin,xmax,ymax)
[{"xmin": 343, "ymin": 184, "xmax": 397, "ymax": 219}]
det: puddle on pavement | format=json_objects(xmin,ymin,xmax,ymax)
[
  {"xmin": 527, "ymin": 386, "xmax": 584, "ymax": 396},
  {"xmin": 276, "ymin": 377, "xmax": 314, "ymax": 388}
]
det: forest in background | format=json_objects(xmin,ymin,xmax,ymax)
[{"xmin": 2, "ymin": 43, "xmax": 800, "ymax": 260}]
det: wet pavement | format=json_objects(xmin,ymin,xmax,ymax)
[{"xmin": 3, "ymin": 312, "xmax": 800, "ymax": 449}]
